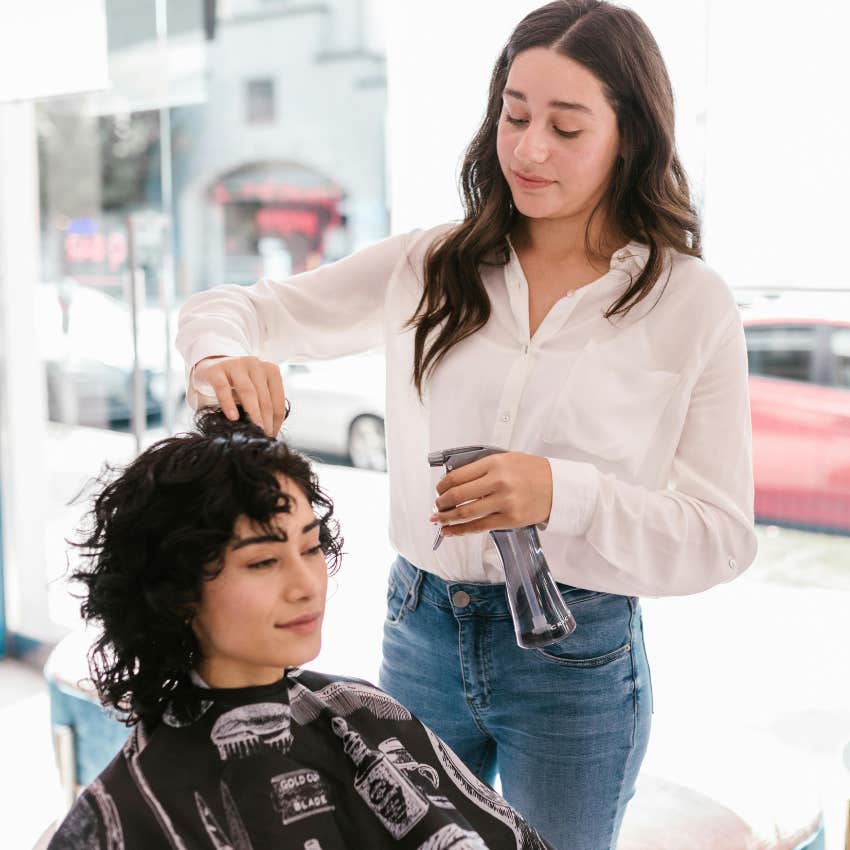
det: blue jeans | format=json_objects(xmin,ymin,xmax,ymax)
[{"xmin": 378, "ymin": 555, "xmax": 652, "ymax": 850}]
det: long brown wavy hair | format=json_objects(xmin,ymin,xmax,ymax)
[{"xmin": 409, "ymin": 0, "xmax": 701, "ymax": 395}]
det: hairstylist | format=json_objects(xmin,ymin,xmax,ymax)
[{"xmin": 176, "ymin": 3, "xmax": 758, "ymax": 847}]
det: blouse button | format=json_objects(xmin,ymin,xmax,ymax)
[
  {"xmin": 728, "ymin": 558, "xmax": 737, "ymax": 571},
  {"xmin": 501, "ymin": 413, "xmax": 511, "ymax": 423}
]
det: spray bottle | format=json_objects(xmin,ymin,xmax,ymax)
[{"xmin": 429, "ymin": 445, "xmax": 577, "ymax": 649}]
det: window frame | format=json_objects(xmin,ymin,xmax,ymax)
[
  {"xmin": 743, "ymin": 320, "xmax": 830, "ymax": 386},
  {"xmin": 244, "ymin": 77, "xmax": 277, "ymax": 125},
  {"xmin": 823, "ymin": 322, "xmax": 850, "ymax": 391}
]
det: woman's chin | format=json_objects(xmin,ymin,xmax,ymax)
[
  {"xmin": 512, "ymin": 197, "xmax": 566, "ymax": 220},
  {"xmin": 285, "ymin": 636, "xmax": 322, "ymax": 669}
]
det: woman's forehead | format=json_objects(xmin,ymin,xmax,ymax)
[
  {"xmin": 506, "ymin": 48, "xmax": 606, "ymax": 108},
  {"xmin": 232, "ymin": 480, "xmax": 315, "ymax": 537}
]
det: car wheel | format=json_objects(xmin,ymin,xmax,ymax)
[{"xmin": 348, "ymin": 415, "xmax": 387, "ymax": 471}]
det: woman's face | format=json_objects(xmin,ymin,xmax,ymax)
[
  {"xmin": 191, "ymin": 476, "xmax": 328, "ymax": 688},
  {"xmin": 496, "ymin": 47, "xmax": 622, "ymax": 226}
]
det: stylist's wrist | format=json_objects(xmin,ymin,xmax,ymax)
[
  {"xmin": 538, "ymin": 456, "xmax": 554, "ymax": 526},
  {"xmin": 193, "ymin": 355, "xmax": 227, "ymax": 381}
]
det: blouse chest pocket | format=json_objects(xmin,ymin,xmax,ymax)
[{"xmin": 543, "ymin": 338, "xmax": 681, "ymax": 465}]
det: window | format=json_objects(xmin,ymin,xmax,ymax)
[
  {"xmin": 745, "ymin": 324, "xmax": 817, "ymax": 383},
  {"xmin": 829, "ymin": 327, "xmax": 850, "ymax": 389},
  {"xmin": 245, "ymin": 78, "xmax": 276, "ymax": 124},
  {"xmin": 3, "ymin": 0, "xmax": 387, "ymax": 646}
]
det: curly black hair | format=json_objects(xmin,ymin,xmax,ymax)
[{"xmin": 70, "ymin": 408, "xmax": 343, "ymax": 728}]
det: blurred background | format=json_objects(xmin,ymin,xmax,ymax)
[{"xmin": 0, "ymin": 0, "xmax": 848, "ymax": 847}]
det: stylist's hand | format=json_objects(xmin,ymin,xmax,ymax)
[
  {"xmin": 193, "ymin": 355, "xmax": 287, "ymax": 437},
  {"xmin": 430, "ymin": 452, "xmax": 553, "ymax": 536}
]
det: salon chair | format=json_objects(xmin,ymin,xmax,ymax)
[
  {"xmin": 43, "ymin": 628, "xmax": 129, "ymax": 810},
  {"xmin": 618, "ymin": 767, "xmax": 825, "ymax": 850}
]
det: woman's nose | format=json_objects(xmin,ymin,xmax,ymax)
[
  {"xmin": 514, "ymin": 124, "xmax": 549, "ymax": 164},
  {"xmin": 284, "ymin": 556, "xmax": 324, "ymax": 601}
]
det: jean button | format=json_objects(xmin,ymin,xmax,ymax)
[{"xmin": 452, "ymin": 590, "xmax": 471, "ymax": 608}]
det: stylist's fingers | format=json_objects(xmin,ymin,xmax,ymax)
[
  {"xmin": 434, "ymin": 477, "xmax": 494, "ymax": 513},
  {"xmin": 229, "ymin": 367, "xmax": 264, "ymax": 430},
  {"xmin": 440, "ymin": 512, "xmax": 513, "ymax": 537},
  {"xmin": 194, "ymin": 356, "xmax": 285, "ymax": 433},
  {"xmin": 431, "ymin": 494, "xmax": 499, "ymax": 527},
  {"xmin": 435, "ymin": 456, "xmax": 493, "ymax": 496},
  {"xmin": 205, "ymin": 365, "xmax": 240, "ymax": 420},
  {"xmin": 266, "ymin": 362, "xmax": 288, "ymax": 435},
  {"xmin": 248, "ymin": 361, "xmax": 275, "ymax": 435}
]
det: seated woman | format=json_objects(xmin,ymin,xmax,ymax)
[{"xmin": 48, "ymin": 410, "xmax": 553, "ymax": 850}]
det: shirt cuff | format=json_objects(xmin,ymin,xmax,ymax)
[
  {"xmin": 541, "ymin": 457, "xmax": 601, "ymax": 538},
  {"xmin": 183, "ymin": 335, "xmax": 252, "ymax": 409}
]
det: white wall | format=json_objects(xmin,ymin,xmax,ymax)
[
  {"xmin": 0, "ymin": 102, "xmax": 54, "ymax": 641},
  {"xmin": 385, "ymin": 1, "xmax": 538, "ymax": 232},
  {"xmin": 703, "ymin": 1, "xmax": 850, "ymax": 289},
  {"xmin": 0, "ymin": 0, "xmax": 109, "ymax": 103}
]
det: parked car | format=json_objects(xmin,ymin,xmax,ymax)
[
  {"xmin": 281, "ymin": 352, "xmax": 387, "ymax": 471},
  {"xmin": 37, "ymin": 280, "xmax": 184, "ymax": 430},
  {"xmin": 742, "ymin": 293, "xmax": 850, "ymax": 534}
]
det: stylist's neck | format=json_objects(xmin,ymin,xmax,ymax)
[{"xmin": 515, "ymin": 212, "xmax": 623, "ymax": 265}]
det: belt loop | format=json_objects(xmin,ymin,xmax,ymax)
[{"xmin": 406, "ymin": 567, "xmax": 424, "ymax": 612}]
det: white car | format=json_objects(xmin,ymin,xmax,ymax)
[
  {"xmin": 281, "ymin": 352, "xmax": 387, "ymax": 471},
  {"xmin": 37, "ymin": 281, "xmax": 184, "ymax": 429}
]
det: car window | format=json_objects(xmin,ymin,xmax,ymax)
[
  {"xmin": 829, "ymin": 327, "xmax": 850, "ymax": 389},
  {"xmin": 744, "ymin": 324, "xmax": 817, "ymax": 383}
]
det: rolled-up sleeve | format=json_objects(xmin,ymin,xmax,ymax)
[{"xmin": 176, "ymin": 231, "xmax": 417, "ymax": 409}]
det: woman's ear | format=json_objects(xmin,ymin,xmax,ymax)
[{"xmin": 178, "ymin": 605, "xmax": 196, "ymax": 630}]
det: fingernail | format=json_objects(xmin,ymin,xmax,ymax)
[{"xmin": 226, "ymin": 409, "xmax": 238, "ymax": 420}]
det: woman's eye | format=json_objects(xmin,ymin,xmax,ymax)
[
  {"xmin": 505, "ymin": 113, "xmax": 580, "ymax": 139},
  {"xmin": 304, "ymin": 545, "xmax": 324, "ymax": 558},
  {"xmin": 247, "ymin": 558, "xmax": 277, "ymax": 570}
]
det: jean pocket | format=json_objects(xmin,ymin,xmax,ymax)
[
  {"xmin": 385, "ymin": 573, "xmax": 410, "ymax": 626},
  {"xmin": 534, "ymin": 639, "xmax": 632, "ymax": 668},
  {"xmin": 533, "ymin": 592, "xmax": 633, "ymax": 668}
]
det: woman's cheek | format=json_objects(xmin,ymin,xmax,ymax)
[{"xmin": 495, "ymin": 129, "xmax": 514, "ymax": 168}]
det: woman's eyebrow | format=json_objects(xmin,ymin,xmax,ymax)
[
  {"xmin": 503, "ymin": 88, "xmax": 593, "ymax": 115},
  {"xmin": 232, "ymin": 534, "xmax": 287, "ymax": 550},
  {"xmin": 232, "ymin": 519, "xmax": 321, "ymax": 549}
]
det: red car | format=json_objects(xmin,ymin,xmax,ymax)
[{"xmin": 742, "ymin": 294, "xmax": 850, "ymax": 534}]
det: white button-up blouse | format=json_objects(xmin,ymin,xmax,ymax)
[{"xmin": 176, "ymin": 224, "xmax": 758, "ymax": 597}]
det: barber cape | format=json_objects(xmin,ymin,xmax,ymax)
[{"xmin": 48, "ymin": 669, "xmax": 553, "ymax": 850}]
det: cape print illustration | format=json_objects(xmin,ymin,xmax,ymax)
[{"xmin": 47, "ymin": 673, "xmax": 553, "ymax": 850}]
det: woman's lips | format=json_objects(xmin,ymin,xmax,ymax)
[
  {"xmin": 513, "ymin": 170, "xmax": 555, "ymax": 189},
  {"xmin": 276, "ymin": 612, "xmax": 322, "ymax": 634}
]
